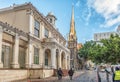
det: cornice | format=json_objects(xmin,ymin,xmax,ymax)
[
  {"xmin": 41, "ymin": 38, "xmax": 70, "ymax": 53},
  {"xmin": 0, "ymin": 21, "xmax": 28, "ymax": 38},
  {"xmin": 0, "ymin": 21, "xmax": 44, "ymax": 45}
]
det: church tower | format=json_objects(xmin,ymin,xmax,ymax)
[{"xmin": 68, "ymin": 6, "xmax": 78, "ymax": 69}]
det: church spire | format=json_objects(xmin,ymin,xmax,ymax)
[{"xmin": 69, "ymin": 6, "xmax": 77, "ymax": 41}]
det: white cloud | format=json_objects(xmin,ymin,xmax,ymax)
[
  {"xmin": 87, "ymin": 0, "xmax": 120, "ymax": 27},
  {"xmin": 103, "ymin": 15, "xmax": 120, "ymax": 27},
  {"xmin": 81, "ymin": 7, "xmax": 91, "ymax": 25},
  {"xmin": 75, "ymin": 0, "xmax": 80, "ymax": 7},
  {"xmin": 80, "ymin": 0, "xmax": 92, "ymax": 25},
  {"xmin": 86, "ymin": 7, "xmax": 91, "ymax": 25}
]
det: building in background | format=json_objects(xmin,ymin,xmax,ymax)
[
  {"xmin": 94, "ymin": 25, "xmax": 120, "ymax": 41},
  {"xmin": 77, "ymin": 43, "xmax": 82, "ymax": 50},
  {"xmin": 0, "ymin": 3, "xmax": 70, "ymax": 81},
  {"xmin": 68, "ymin": 6, "xmax": 79, "ymax": 70}
]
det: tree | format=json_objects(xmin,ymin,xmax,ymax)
[
  {"xmin": 78, "ymin": 34, "xmax": 120, "ymax": 65},
  {"xmin": 78, "ymin": 41, "xmax": 95, "ymax": 61},
  {"xmin": 78, "ymin": 40, "xmax": 96, "ymax": 68},
  {"xmin": 101, "ymin": 34, "xmax": 120, "ymax": 64}
]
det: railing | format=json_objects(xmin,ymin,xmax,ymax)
[{"xmin": 42, "ymin": 37, "xmax": 57, "ymax": 43}]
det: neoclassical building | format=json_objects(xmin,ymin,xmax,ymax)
[{"xmin": 0, "ymin": 3, "xmax": 70, "ymax": 81}]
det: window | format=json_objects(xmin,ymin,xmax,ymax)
[
  {"xmin": 34, "ymin": 47, "xmax": 39, "ymax": 64},
  {"xmin": 50, "ymin": 18, "xmax": 52, "ymax": 23},
  {"xmin": 45, "ymin": 52, "xmax": 48, "ymax": 66},
  {"xmin": 34, "ymin": 20, "xmax": 40, "ymax": 37},
  {"xmin": 44, "ymin": 28, "xmax": 49, "ymax": 38}
]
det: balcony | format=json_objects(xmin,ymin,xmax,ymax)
[
  {"xmin": 41, "ymin": 37, "xmax": 70, "ymax": 53},
  {"xmin": 41, "ymin": 37, "xmax": 57, "ymax": 43}
]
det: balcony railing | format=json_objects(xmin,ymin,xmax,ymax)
[{"xmin": 42, "ymin": 37, "xmax": 57, "ymax": 43}]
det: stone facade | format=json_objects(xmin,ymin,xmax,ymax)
[
  {"xmin": 0, "ymin": 70, "xmax": 27, "ymax": 82},
  {"xmin": 0, "ymin": 3, "xmax": 70, "ymax": 81}
]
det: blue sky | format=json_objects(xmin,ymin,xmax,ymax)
[{"xmin": 0, "ymin": 0, "xmax": 120, "ymax": 43}]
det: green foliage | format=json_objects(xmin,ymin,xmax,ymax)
[
  {"xmin": 78, "ymin": 40, "xmax": 96, "ymax": 61},
  {"xmin": 78, "ymin": 34, "xmax": 120, "ymax": 64}
]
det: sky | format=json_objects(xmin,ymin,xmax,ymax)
[{"xmin": 0, "ymin": 0, "xmax": 120, "ymax": 43}]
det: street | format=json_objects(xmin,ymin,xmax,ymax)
[
  {"xmin": 61, "ymin": 71, "xmax": 97, "ymax": 82},
  {"xmin": 54, "ymin": 70, "xmax": 112, "ymax": 82},
  {"xmin": 15, "ymin": 70, "xmax": 113, "ymax": 82}
]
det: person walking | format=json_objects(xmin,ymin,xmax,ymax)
[
  {"xmin": 96, "ymin": 66, "xmax": 101, "ymax": 82},
  {"xmin": 105, "ymin": 67, "xmax": 111, "ymax": 82},
  {"xmin": 111, "ymin": 66, "xmax": 115, "ymax": 82},
  {"xmin": 57, "ymin": 68, "xmax": 63, "ymax": 80},
  {"xmin": 68, "ymin": 68, "xmax": 74, "ymax": 80},
  {"xmin": 97, "ymin": 72, "xmax": 101, "ymax": 82},
  {"xmin": 114, "ymin": 67, "xmax": 120, "ymax": 82}
]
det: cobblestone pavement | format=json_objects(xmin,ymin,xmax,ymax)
[
  {"xmin": 38, "ymin": 71, "xmax": 97, "ymax": 82},
  {"xmin": 99, "ymin": 72, "xmax": 112, "ymax": 82},
  {"xmin": 13, "ymin": 70, "xmax": 113, "ymax": 82},
  {"xmin": 13, "ymin": 71, "xmax": 84, "ymax": 82},
  {"xmin": 75, "ymin": 71, "xmax": 97, "ymax": 82},
  {"xmin": 58, "ymin": 71, "xmax": 112, "ymax": 82}
]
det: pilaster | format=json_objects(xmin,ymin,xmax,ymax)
[
  {"xmin": 29, "ymin": 10, "xmax": 33, "ymax": 35},
  {"xmin": 0, "ymin": 26, "xmax": 3, "ymax": 68},
  {"xmin": 58, "ymin": 53, "xmax": 61, "ymax": 68},
  {"xmin": 25, "ymin": 47, "xmax": 29, "ymax": 68},
  {"xmin": 41, "ymin": 22, "xmax": 45, "ymax": 39},
  {"xmin": 39, "ymin": 47, "xmax": 44, "ymax": 67}
]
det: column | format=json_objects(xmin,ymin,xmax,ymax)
[
  {"xmin": 12, "ymin": 34, "xmax": 19, "ymax": 68},
  {"xmin": 65, "ymin": 55, "xmax": 67, "ymax": 69},
  {"xmin": 28, "ymin": 40, "xmax": 33, "ymax": 68},
  {"xmin": 51, "ymin": 48, "xmax": 56, "ymax": 69},
  {"xmin": 0, "ymin": 26, "xmax": 3, "ymax": 68},
  {"xmin": 59, "ymin": 52, "xmax": 61, "ymax": 68}
]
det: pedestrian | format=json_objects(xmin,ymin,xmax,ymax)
[
  {"xmin": 97, "ymin": 72, "xmax": 101, "ymax": 82},
  {"xmin": 57, "ymin": 68, "xmax": 63, "ymax": 80},
  {"xmin": 111, "ymin": 66, "xmax": 115, "ymax": 82},
  {"xmin": 68, "ymin": 68, "xmax": 74, "ymax": 80},
  {"xmin": 105, "ymin": 67, "xmax": 111, "ymax": 82},
  {"xmin": 97, "ymin": 66, "xmax": 101, "ymax": 82},
  {"xmin": 114, "ymin": 67, "xmax": 120, "ymax": 82}
]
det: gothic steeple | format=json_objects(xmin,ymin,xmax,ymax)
[
  {"xmin": 68, "ymin": 6, "xmax": 78, "ymax": 69},
  {"xmin": 69, "ymin": 6, "xmax": 77, "ymax": 41}
]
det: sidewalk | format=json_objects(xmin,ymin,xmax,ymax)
[{"xmin": 14, "ymin": 70, "xmax": 85, "ymax": 82}]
